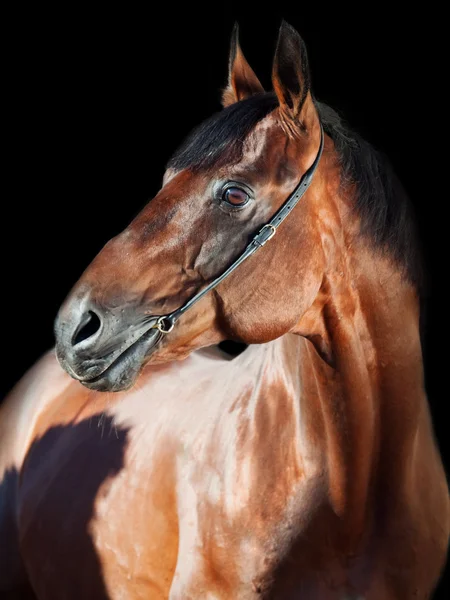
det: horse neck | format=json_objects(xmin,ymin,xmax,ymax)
[{"xmin": 293, "ymin": 211, "xmax": 425, "ymax": 539}]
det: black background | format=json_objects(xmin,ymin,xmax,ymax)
[{"xmin": 2, "ymin": 3, "xmax": 448, "ymax": 595}]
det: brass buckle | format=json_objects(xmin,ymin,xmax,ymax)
[{"xmin": 254, "ymin": 224, "xmax": 277, "ymax": 247}]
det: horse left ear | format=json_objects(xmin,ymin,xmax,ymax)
[
  {"xmin": 272, "ymin": 21, "xmax": 316, "ymax": 131},
  {"xmin": 222, "ymin": 23, "xmax": 265, "ymax": 108}
]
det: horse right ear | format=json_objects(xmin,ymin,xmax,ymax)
[
  {"xmin": 221, "ymin": 24, "xmax": 264, "ymax": 107},
  {"xmin": 272, "ymin": 21, "xmax": 316, "ymax": 132}
]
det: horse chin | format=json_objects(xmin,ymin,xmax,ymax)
[{"xmin": 77, "ymin": 327, "xmax": 162, "ymax": 393}]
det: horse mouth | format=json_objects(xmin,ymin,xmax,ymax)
[{"xmin": 61, "ymin": 326, "xmax": 163, "ymax": 392}]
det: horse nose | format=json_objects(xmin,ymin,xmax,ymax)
[
  {"xmin": 54, "ymin": 299, "xmax": 112, "ymax": 380},
  {"xmin": 72, "ymin": 310, "xmax": 102, "ymax": 347},
  {"xmin": 54, "ymin": 298, "xmax": 106, "ymax": 360}
]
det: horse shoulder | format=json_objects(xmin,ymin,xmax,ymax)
[
  {"xmin": 0, "ymin": 349, "xmax": 73, "ymax": 594},
  {"xmin": 14, "ymin": 357, "xmax": 188, "ymax": 599}
]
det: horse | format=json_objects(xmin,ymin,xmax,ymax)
[{"xmin": 0, "ymin": 20, "xmax": 448, "ymax": 599}]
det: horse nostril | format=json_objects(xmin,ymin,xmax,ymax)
[{"xmin": 72, "ymin": 310, "xmax": 102, "ymax": 346}]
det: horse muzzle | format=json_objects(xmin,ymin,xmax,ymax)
[{"xmin": 54, "ymin": 295, "xmax": 163, "ymax": 392}]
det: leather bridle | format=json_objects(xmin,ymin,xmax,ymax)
[{"xmin": 147, "ymin": 124, "xmax": 324, "ymax": 339}]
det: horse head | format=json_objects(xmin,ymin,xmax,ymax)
[{"xmin": 54, "ymin": 22, "xmax": 327, "ymax": 392}]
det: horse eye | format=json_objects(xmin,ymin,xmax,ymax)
[{"xmin": 222, "ymin": 186, "xmax": 250, "ymax": 207}]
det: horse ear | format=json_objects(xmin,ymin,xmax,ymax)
[
  {"xmin": 222, "ymin": 24, "xmax": 265, "ymax": 108},
  {"xmin": 272, "ymin": 21, "xmax": 315, "ymax": 130}
]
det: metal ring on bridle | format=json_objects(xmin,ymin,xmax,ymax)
[{"xmin": 155, "ymin": 316, "xmax": 175, "ymax": 334}]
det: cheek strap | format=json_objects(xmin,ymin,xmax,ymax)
[{"xmin": 147, "ymin": 123, "xmax": 324, "ymax": 335}]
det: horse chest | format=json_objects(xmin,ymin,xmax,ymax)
[
  {"xmin": 87, "ymin": 374, "xmax": 323, "ymax": 598},
  {"xmin": 90, "ymin": 446, "xmax": 367, "ymax": 600},
  {"xmin": 16, "ymin": 349, "xmax": 387, "ymax": 598}
]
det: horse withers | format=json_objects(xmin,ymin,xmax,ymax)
[{"xmin": 1, "ymin": 21, "xmax": 448, "ymax": 599}]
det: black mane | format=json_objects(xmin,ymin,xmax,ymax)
[{"xmin": 168, "ymin": 92, "xmax": 422, "ymax": 289}]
